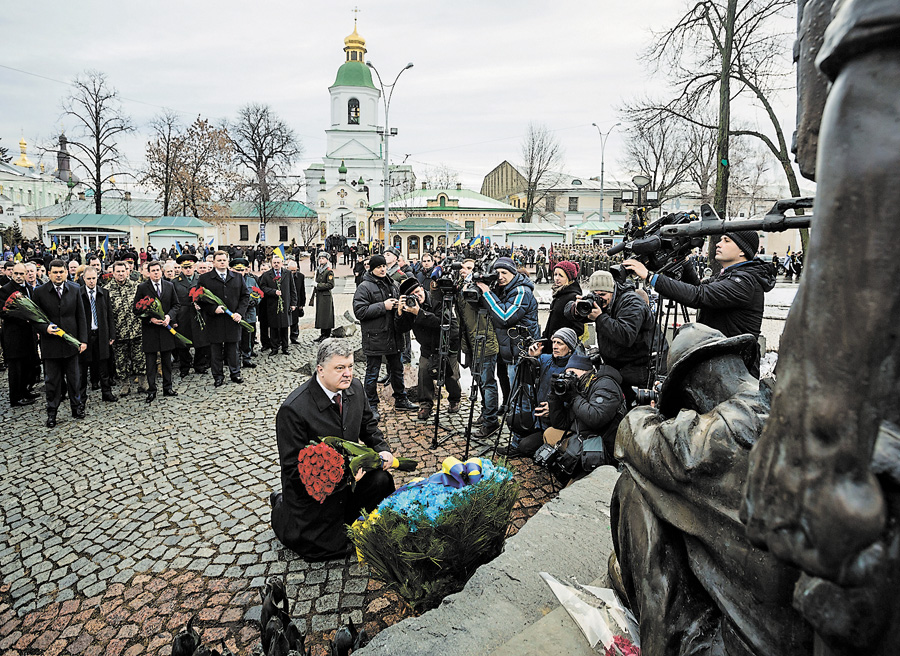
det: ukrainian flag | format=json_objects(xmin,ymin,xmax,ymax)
[
  {"xmin": 452, "ymin": 233, "xmax": 466, "ymax": 247},
  {"xmin": 175, "ymin": 241, "xmax": 183, "ymax": 256},
  {"xmin": 50, "ymin": 236, "xmax": 58, "ymax": 252},
  {"xmin": 469, "ymin": 235, "xmax": 482, "ymax": 246},
  {"xmin": 99, "ymin": 235, "xmax": 109, "ymax": 260},
  {"xmin": 275, "ymin": 244, "xmax": 287, "ymax": 260}
]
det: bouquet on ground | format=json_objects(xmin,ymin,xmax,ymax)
[
  {"xmin": 134, "ymin": 296, "xmax": 193, "ymax": 346},
  {"xmin": 296, "ymin": 437, "xmax": 418, "ymax": 504},
  {"xmin": 349, "ymin": 456, "xmax": 518, "ymax": 613},
  {"xmin": 2, "ymin": 291, "xmax": 82, "ymax": 349},
  {"xmin": 189, "ymin": 286, "xmax": 254, "ymax": 332}
]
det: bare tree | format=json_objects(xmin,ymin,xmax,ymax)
[
  {"xmin": 684, "ymin": 119, "xmax": 719, "ymax": 205},
  {"xmin": 296, "ymin": 217, "xmax": 319, "ymax": 250},
  {"xmin": 229, "ymin": 103, "xmax": 303, "ymax": 226},
  {"xmin": 726, "ymin": 138, "xmax": 773, "ymax": 218},
  {"xmin": 620, "ymin": 118, "xmax": 695, "ymax": 208},
  {"xmin": 173, "ymin": 117, "xmax": 237, "ymax": 220},
  {"xmin": 421, "ymin": 163, "xmax": 459, "ymax": 190},
  {"xmin": 60, "ymin": 70, "xmax": 134, "ymax": 214},
  {"xmin": 519, "ymin": 122, "xmax": 563, "ymax": 223},
  {"xmin": 635, "ymin": 0, "xmax": 807, "ymax": 250},
  {"xmin": 143, "ymin": 110, "xmax": 184, "ymax": 216}
]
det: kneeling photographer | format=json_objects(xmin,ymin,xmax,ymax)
[
  {"xmin": 622, "ymin": 229, "xmax": 775, "ymax": 378},
  {"xmin": 566, "ymin": 270, "xmax": 655, "ymax": 407},
  {"xmin": 537, "ymin": 352, "xmax": 624, "ymax": 484},
  {"xmin": 395, "ymin": 277, "xmax": 462, "ymax": 422}
]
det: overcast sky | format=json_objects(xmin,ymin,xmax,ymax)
[{"xmin": 1, "ymin": 0, "xmax": 799, "ymax": 198}]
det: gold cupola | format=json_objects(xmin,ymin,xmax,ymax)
[
  {"xmin": 14, "ymin": 136, "xmax": 34, "ymax": 169},
  {"xmin": 343, "ymin": 20, "xmax": 367, "ymax": 62}
]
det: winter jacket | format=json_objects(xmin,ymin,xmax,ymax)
[
  {"xmin": 535, "ymin": 352, "xmax": 572, "ymax": 430},
  {"xmin": 353, "ymin": 271, "xmax": 404, "ymax": 356},
  {"xmin": 456, "ymin": 288, "xmax": 499, "ymax": 359},
  {"xmin": 481, "ymin": 272, "xmax": 540, "ymax": 363},
  {"xmin": 652, "ymin": 258, "xmax": 775, "ymax": 376},
  {"xmin": 548, "ymin": 365, "xmax": 624, "ymax": 438},
  {"xmin": 395, "ymin": 291, "xmax": 459, "ymax": 358},
  {"xmin": 588, "ymin": 285, "xmax": 656, "ymax": 373},
  {"xmin": 541, "ymin": 280, "xmax": 585, "ymax": 353}
]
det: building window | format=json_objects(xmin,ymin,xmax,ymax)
[
  {"xmin": 568, "ymin": 197, "xmax": 579, "ymax": 212},
  {"xmin": 279, "ymin": 225, "xmax": 288, "ymax": 242},
  {"xmin": 613, "ymin": 197, "xmax": 623, "ymax": 212},
  {"xmin": 239, "ymin": 225, "xmax": 249, "ymax": 241},
  {"xmin": 438, "ymin": 195, "xmax": 446, "ymax": 207},
  {"xmin": 408, "ymin": 236, "xmax": 419, "ymax": 256},
  {"xmin": 465, "ymin": 221, "xmax": 475, "ymax": 239},
  {"xmin": 393, "ymin": 235, "xmax": 402, "ymax": 249},
  {"xmin": 423, "ymin": 235, "xmax": 434, "ymax": 252},
  {"xmin": 545, "ymin": 195, "xmax": 556, "ymax": 212},
  {"xmin": 348, "ymin": 98, "xmax": 360, "ymax": 125}
]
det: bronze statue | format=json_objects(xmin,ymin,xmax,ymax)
[{"xmin": 610, "ymin": 0, "xmax": 900, "ymax": 653}]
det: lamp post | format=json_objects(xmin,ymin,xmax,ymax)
[
  {"xmin": 591, "ymin": 122, "xmax": 620, "ymax": 220},
  {"xmin": 367, "ymin": 60, "xmax": 414, "ymax": 251}
]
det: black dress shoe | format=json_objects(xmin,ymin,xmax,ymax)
[
  {"xmin": 102, "ymin": 393, "xmax": 118, "ymax": 402},
  {"xmin": 73, "ymin": 405, "xmax": 86, "ymax": 419},
  {"xmin": 163, "ymin": 390, "xmax": 178, "ymax": 397},
  {"xmin": 146, "ymin": 391, "xmax": 156, "ymax": 403},
  {"xmin": 282, "ymin": 349, "xmax": 289, "ymax": 355},
  {"xmin": 195, "ymin": 367, "xmax": 209, "ymax": 375},
  {"xmin": 230, "ymin": 375, "xmax": 244, "ymax": 384},
  {"xmin": 394, "ymin": 399, "xmax": 418, "ymax": 411},
  {"xmin": 46, "ymin": 415, "xmax": 57, "ymax": 428},
  {"xmin": 11, "ymin": 398, "xmax": 36, "ymax": 407},
  {"xmin": 269, "ymin": 349, "xmax": 280, "ymax": 356},
  {"xmin": 24, "ymin": 392, "xmax": 39, "ymax": 400},
  {"xmin": 242, "ymin": 360, "xmax": 257, "ymax": 368},
  {"xmin": 91, "ymin": 383, "xmax": 100, "ymax": 391},
  {"xmin": 269, "ymin": 491, "xmax": 282, "ymax": 508},
  {"xmin": 214, "ymin": 379, "xmax": 225, "ymax": 388},
  {"xmin": 290, "ymin": 338, "xmax": 300, "ymax": 344}
]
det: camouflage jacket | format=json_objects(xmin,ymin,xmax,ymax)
[{"xmin": 106, "ymin": 278, "xmax": 141, "ymax": 340}]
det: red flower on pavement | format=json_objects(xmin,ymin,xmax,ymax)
[
  {"xmin": 604, "ymin": 636, "xmax": 640, "ymax": 656},
  {"xmin": 297, "ymin": 442, "xmax": 347, "ymax": 503}
]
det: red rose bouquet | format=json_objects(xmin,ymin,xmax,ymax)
[
  {"xmin": 135, "ymin": 295, "xmax": 192, "ymax": 346},
  {"xmin": 189, "ymin": 285, "xmax": 254, "ymax": 332},
  {"xmin": 2, "ymin": 291, "xmax": 82, "ymax": 348},
  {"xmin": 297, "ymin": 442, "xmax": 348, "ymax": 503}
]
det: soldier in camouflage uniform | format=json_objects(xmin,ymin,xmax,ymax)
[{"xmin": 106, "ymin": 261, "xmax": 143, "ymax": 396}]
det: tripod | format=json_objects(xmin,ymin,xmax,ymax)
[
  {"xmin": 487, "ymin": 334, "xmax": 540, "ymax": 459},
  {"xmin": 647, "ymin": 258, "xmax": 691, "ymax": 388},
  {"xmin": 460, "ymin": 306, "xmax": 491, "ymax": 460},
  {"xmin": 430, "ymin": 289, "xmax": 459, "ymax": 448}
]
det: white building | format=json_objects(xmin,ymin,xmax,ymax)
[
  {"xmin": 304, "ymin": 21, "xmax": 415, "ymax": 242},
  {"xmin": 0, "ymin": 136, "xmax": 79, "ymax": 228}
]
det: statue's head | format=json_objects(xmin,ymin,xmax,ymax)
[{"xmin": 658, "ymin": 323, "xmax": 758, "ymax": 417}]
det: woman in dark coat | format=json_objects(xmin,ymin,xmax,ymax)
[
  {"xmin": 541, "ymin": 260, "xmax": 585, "ymax": 354},
  {"xmin": 310, "ymin": 252, "xmax": 334, "ymax": 342}
]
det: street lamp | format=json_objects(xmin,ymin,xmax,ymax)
[
  {"xmin": 367, "ymin": 60, "xmax": 414, "ymax": 250},
  {"xmin": 591, "ymin": 122, "xmax": 620, "ymax": 220}
]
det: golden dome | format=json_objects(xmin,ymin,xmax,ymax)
[
  {"xmin": 343, "ymin": 20, "xmax": 367, "ymax": 62},
  {"xmin": 14, "ymin": 136, "xmax": 34, "ymax": 169}
]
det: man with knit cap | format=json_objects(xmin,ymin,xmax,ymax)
[
  {"xmin": 623, "ymin": 229, "xmax": 775, "ymax": 377},
  {"xmin": 571, "ymin": 269, "xmax": 656, "ymax": 407}
]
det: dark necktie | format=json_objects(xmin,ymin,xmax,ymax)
[
  {"xmin": 334, "ymin": 393, "xmax": 343, "ymax": 415},
  {"xmin": 56, "ymin": 285, "xmax": 63, "ymax": 299},
  {"xmin": 89, "ymin": 290, "xmax": 98, "ymax": 328},
  {"xmin": 155, "ymin": 283, "xmax": 161, "ymax": 297}
]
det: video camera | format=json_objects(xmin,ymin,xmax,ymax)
[
  {"xmin": 607, "ymin": 210, "xmax": 705, "ymax": 284},
  {"xmin": 550, "ymin": 371, "xmax": 580, "ymax": 397},
  {"xmin": 433, "ymin": 259, "xmax": 463, "ymax": 291},
  {"xmin": 461, "ymin": 269, "xmax": 499, "ymax": 304}
]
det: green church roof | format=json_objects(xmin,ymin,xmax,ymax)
[{"xmin": 331, "ymin": 61, "xmax": 376, "ymax": 89}]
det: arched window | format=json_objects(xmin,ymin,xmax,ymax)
[
  {"xmin": 320, "ymin": 200, "xmax": 326, "ymax": 208},
  {"xmin": 438, "ymin": 235, "xmax": 447, "ymax": 247},
  {"xmin": 359, "ymin": 200, "xmax": 365, "ymax": 208},
  {"xmin": 348, "ymin": 98, "xmax": 360, "ymax": 125},
  {"xmin": 408, "ymin": 236, "xmax": 419, "ymax": 257},
  {"xmin": 393, "ymin": 235, "xmax": 402, "ymax": 249},
  {"xmin": 423, "ymin": 235, "xmax": 434, "ymax": 251},
  {"xmin": 438, "ymin": 194, "xmax": 447, "ymax": 207}
]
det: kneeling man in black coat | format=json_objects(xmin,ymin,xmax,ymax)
[{"xmin": 271, "ymin": 339, "xmax": 395, "ymax": 561}]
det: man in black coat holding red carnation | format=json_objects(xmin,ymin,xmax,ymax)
[
  {"xmin": 271, "ymin": 338, "xmax": 396, "ymax": 561},
  {"xmin": 133, "ymin": 260, "xmax": 180, "ymax": 403},
  {"xmin": 197, "ymin": 250, "xmax": 250, "ymax": 387}
]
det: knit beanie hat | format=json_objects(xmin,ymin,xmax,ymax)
[
  {"xmin": 724, "ymin": 230, "xmax": 759, "ymax": 260},
  {"xmin": 492, "ymin": 257, "xmax": 517, "ymax": 274},
  {"xmin": 588, "ymin": 270, "xmax": 616, "ymax": 293},
  {"xmin": 566, "ymin": 353, "xmax": 594, "ymax": 371},
  {"xmin": 554, "ymin": 261, "xmax": 579, "ymax": 282},
  {"xmin": 552, "ymin": 327, "xmax": 579, "ymax": 352},
  {"xmin": 368, "ymin": 254, "xmax": 387, "ymax": 269},
  {"xmin": 385, "ymin": 246, "xmax": 401, "ymax": 259}
]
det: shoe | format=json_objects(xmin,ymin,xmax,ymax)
[
  {"xmin": 269, "ymin": 491, "xmax": 282, "ymax": 508},
  {"xmin": 377, "ymin": 375, "xmax": 390, "ymax": 384},
  {"xmin": 230, "ymin": 375, "xmax": 244, "ymax": 384},
  {"xmin": 91, "ymin": 383, "xmax": 100, "ymax": 391},
  {"xmin": 163, "ymin": 390, "xmax": 178, "ymax": 397},
  {"xmin": 145, "ymin": 391, "xmax": 156, "ymax": 403},
  {"xmin": 448, "ymin": 402, "xmax": 461, "ymax": 414},
  {"xmin": 195, "ymin": 367, "xmax": 209, "ymax": 375},
  {"xmin": 119, "ymin": 384, "xmax": 131, "ymax": 397},
  {"xmin": 214, "ymin": 379, "xmax": 225, "ymax": 388},
  {"xmin": 282, "ymin": 349, "xmax": 289, "ymax": 355},
  {"xmin": 394, "ymin": 399, "xmax": 417, "ymax": 411},
  {"xmin": 269, "ymin": 350, "xmax": 280, "ymax": 357},
  {"xmin": 474, "ymin": 422, "xmax": 500, "ymax": 438},
  {"xmin": 46, "ymin": 414, "xmax": 57, "ymax": 428},
  {"xmin": 24, "ymin": 391, "xmax": 39, "ymax": 400},
  {"xmin": 495, "ymin": 444, "xmax": 522, "ymax": 457},
  {"xmin": 72, "ymin": 405, "xmax": 86, "ymax": 419},
  {"xmin": 417, "ymin": 407, "xmax": 432, "ymax": 421},
  {"xmin": 242, "ymin": 360, "xmax": 257, "ymax": 368},
  {"xmin": 102, "ymin": 393, "xmax": 118, "ymax": 402},
  {"xmin": 313, "ymin": 336, "xmax": 325, "ymax": 343},
  {"xmin": 290, "ymin": 338, "xmax": 300, "ymax": 344},
  {"xmin": 11, "ymin": 398, "xmax": 36, "ymax": 407},
  {"xmin": 179, "ymin": 370, "xmax": 189, "ymax": 378}
]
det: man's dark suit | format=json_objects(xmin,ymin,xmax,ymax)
[
  {"xmin": 32, "ymin": 280, "xmax": 88, "ymax": 416},
  {"xmin": 133, "ymin": 278, "xmax": 181, "ymax": 394},
  {"xmin": 0, "ymin": 281, "xmax": 39, "ymax": 405},
  {"xmin": 79, "ymin": 284, "xmax": 115, "ymax": 399},
  {"xmin": 196, "ymin": 268, "xmax": 250, "ymax": 383},
  {"xmin": 272, "ymin": 376, "xmax": 394, "ymax": 560},
  {"xmin": 258, "ymin": 267, "xmax": 298, "ymax": 353},
  {"xmin": 290, "ymin": 270, "xmax": 306, "ymax": 341}
]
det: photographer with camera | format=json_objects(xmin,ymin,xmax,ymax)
[
  {"xmin": 541, "ymin": 260, "xmax": 585, "ymax": 355},
  {"xmin": 541, "ymin": 351, "xmax": 624, "ymax": 483},
  {"xmin": 567, "ymin": 269, "xmax": 655, "ymax": 407},
  {"xmin": 394, "ymin": 277, "xmax": 462, "ymax": 422},
  {"xmin": 457, "ymin": 259, "xmax": 500, "ymax": 438},
  {"xmin": 622, "ymin": 230, "xmax": 775, "ymax": 378}
]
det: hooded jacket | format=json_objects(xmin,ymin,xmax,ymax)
[
  {"xmin": 589, "ymin": 284, "xmax": 656, "ymax": 373},
  {"xmin": 652, "ymin": 258, "xmax": 776, "ymax": 376},
  {"xmin": 353, "ymin": 271, "xmax": 404, "ymax": 355},
  {"xmin": 481, "ymin": 272, "xmax": 540, "ymax": 363}
]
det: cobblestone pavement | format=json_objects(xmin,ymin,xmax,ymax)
[{"xmin": 0, "ymin": 274, "xmax": 558, "ymax": 655}]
